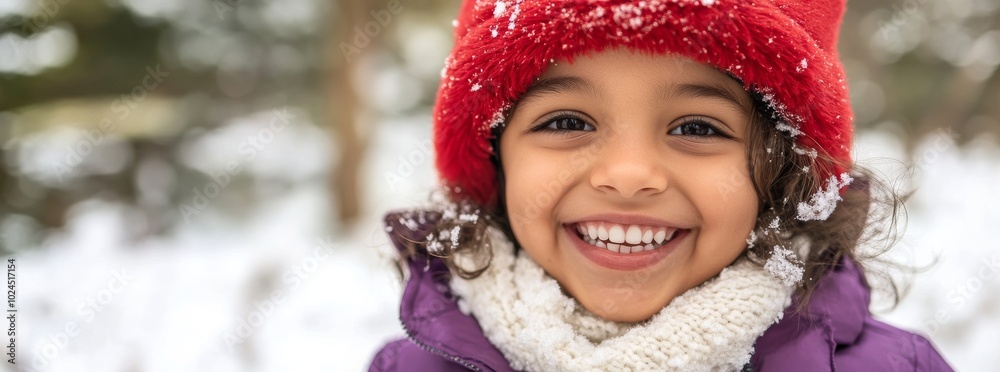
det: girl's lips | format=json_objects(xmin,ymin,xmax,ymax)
[{"xmin": 563, "ymin": 224, "xmax": 687, "ymax": 271}]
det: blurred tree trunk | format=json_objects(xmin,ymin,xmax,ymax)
[{"xmin": 329, "ymin": 0, "xmax": 374, "ymax": 226}]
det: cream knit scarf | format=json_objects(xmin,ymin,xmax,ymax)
[{"xmin": 450, "ymin": 228, "xmax": 795, "ymax": 372}]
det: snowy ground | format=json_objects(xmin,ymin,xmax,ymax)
[{"xmin": 9, "ymin": 116, "xmax": 999, "ymax": 371}]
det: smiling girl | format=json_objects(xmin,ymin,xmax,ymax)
[{"xmin": 370, "ymin": 1, "xmax": 951, "ymax": 371}]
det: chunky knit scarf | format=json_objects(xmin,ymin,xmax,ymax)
[{"xmin": 450, "ymin": 228, "xmax": 795, "ymax": 372}]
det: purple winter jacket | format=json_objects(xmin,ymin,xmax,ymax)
[{"xmin": 369, "ymin": 213, "xmax": 953, "ymax": 371}]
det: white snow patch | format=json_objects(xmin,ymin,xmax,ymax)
[
  {"xmin": 792, "ymin": 144, "xmax": 819, "ymax": 159},
  {"xmin": 768, "ymin": 217, "xmax": 781, "ymax": 230},
  {"xmin": 796, "ymin": 173, "xmax": 853, "ymax": 221},
  {"xmin": 593, "ymin": 6, "xmax": 606, "ymax": 18},
  {"xmin": 493, "ymin": 1, "xmax": 507, "ymax": 18},
  {"xmin": 775, "ymin": 122, "xmax": 803, "ymax": 137},
  {"xmin": 700, "ymin": 0, "xmax": 717, "ymax": 6},
  {"xmin": 427, "ymin": 234, "xmax": 444, "ymax": 253},
  {"xmin": 442, "ymin": 205, "xmax": 457, "ymax": 220},
  {"xmin": 440, "ymin": 56, "xmax": 452, "ymax": 78},
  {"xmin": 630, "ymin": 17, "xmax": 643, "ymax": 29},
  {"xmin": 490, "ymin": 25, "xmax": 499, "ymax": 38},
  {"xmin": 759, "ymin": 91, "xmax": 792, "ymax": 123},
  {"xmin": 450, "ymin": 225, "xmax": 461, "ymax": 249},
  {"xmin": 746, "ymin": 230, "xmax": 758, "ymax": 248},
  {"xmin": 459, "ymin": 212, "xmax": 479, "ymax": 223},
  {"xmin": 612, "ymin": 3, "xmax": 643, "ymax": 30},
  {"xmin": 797, "ymin": 58, "xmax": 808, "ymax": 72},
  {"xmin": 508, "ymin": 2, "xmax": 521, "ymax": 30},
  {"xmin": 398, "ymin": 217, "xmax": 417, "ymax": 230},
  {"xmin": 765, "ymin": 246, "xmax": 803, "ymax": 286},
  {"xmin": 487, "ymin": 103, "xmax": 511, "ymax": 129},
  {"xmin": 470, "ymin": 83, "xmax": 482, "ymax": 92}
]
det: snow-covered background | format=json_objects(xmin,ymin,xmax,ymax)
[{"xmin": 7, "ymin": 110, "xmax": 1000, "ymax": 371}]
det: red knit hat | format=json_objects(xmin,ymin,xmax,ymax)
[{"xmin": 434, "ymin": 0, "xmax": 854, "ymax": 206}]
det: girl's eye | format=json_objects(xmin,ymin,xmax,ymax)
[
  {"xmin": 532, "ymin": 115, "xmax": 596, "ymax": 133},
  {"xmin": 668, "ymin": 118, "xmax": 728, "ymax": 138}
]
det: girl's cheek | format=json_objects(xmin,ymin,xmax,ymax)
[
  {"xmin": 504, "ymin": 153, "xmax": 559, "ymax": 229},
  {"xmin": 714, "ymin": 176, "xmax": 759, "ymax": 240},
  {"xmin": 710, "ymin": 162, "xmax": 756, "ymax": 202},
  {"xmin": 683, "ymin": 157, "xmax": 758, "ymax": 235},
  {"xmin": 569, "ymin": 150, "xmax": 590, "ymax": 170}
]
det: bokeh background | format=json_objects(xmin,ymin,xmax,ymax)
[{"xmin": 1, "ymin": 0, "xmax": 998, "ymax": 371}]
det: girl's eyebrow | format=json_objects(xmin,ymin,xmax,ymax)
[
  {"xmin": 664, "ymin": 82, "xmax": 752, "ymax": 115},
  {"xmin": 518, "ymin": 74, "xmax": 751, "ymax": 115},
  {"xmin": 518, "ymin": 75, "xmax": 605, "ymax": 106}
]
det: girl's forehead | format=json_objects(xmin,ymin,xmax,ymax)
[{"xmin": 533, "ymin": 49, "xmax": 751, "ymax": 110}]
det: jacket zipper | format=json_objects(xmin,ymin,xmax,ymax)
[{"xmin": 400, "ymin": 319, "xmax": 484, "ymax": 372}]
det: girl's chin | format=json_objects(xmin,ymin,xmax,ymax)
[
  {"xmin": 587, "ymin": 302, "xmax": 664, "ymax": 323},
  {"xmin": 555, "ymin": 267, "xmax": 684, "ymax": 322},
  {"xmin": 576, "ymin": 289, "xmax": 674, "ymax": 323}
]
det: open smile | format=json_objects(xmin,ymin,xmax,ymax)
[
  {"xmin": 572, "ymin": 222, "xmax": 682, "ymax": 253},
  {"xmin": 564, "ymin": 221, "xmax": 689, "ymax": 271}
]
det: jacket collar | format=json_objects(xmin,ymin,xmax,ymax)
[
  {"xmin": 387, "ymin": 212, "xmax": 514, "ymax": 372},
  {"xmin": 751, "ymin": 257, "xmax": 872, "ymax": 370},
  {"xmin": 802, "ymin": 258, "xmax": 870, "ymax": 345},
  {"xmin": 398, "ymin": 255, "xmax": 514, "ymax": 372}
]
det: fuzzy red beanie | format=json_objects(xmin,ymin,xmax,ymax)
[{"xmin": 434, "ymin": 0, "xmax": 853, "ymax": 206}]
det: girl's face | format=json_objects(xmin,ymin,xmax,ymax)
[{"xmin": 500, "ymin": 49, "xmax": 759, "ymax": 322}]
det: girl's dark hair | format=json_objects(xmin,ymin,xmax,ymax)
[
  {"xmin": 391, "ymin": 88, "xmax": 910, "ymax": 313},
  {"xmin": 739, "ymin": 91, "xmax": 910, "ymax": 311}
]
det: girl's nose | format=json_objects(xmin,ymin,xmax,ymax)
[{"xmin": 589, "ymin": 136, "xmax": 669, "ymax": 199}]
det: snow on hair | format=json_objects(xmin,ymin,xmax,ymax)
[
  {"xmin": 796, "ymin": 173, "xmax": 854, "ymax": 221},
  {"xmin": 764, "ymin": 246, "xmax": 804, "ymax": 286}
]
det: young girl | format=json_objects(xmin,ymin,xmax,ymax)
[{"xmin": 371, "ymin": 0, "xmax": 952, "ymax": 370}]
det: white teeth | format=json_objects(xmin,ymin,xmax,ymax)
[
  {"xmin": 625, "ymin": 225, "xmax": 642, "ymax": 245},
  {"xmin": 608, "ymin": 225, "xmax": 625, "ymax": 244},
  {"xmin": 577, "ymin": 222, "xmax": 682, "ymax": 254},
  {"xmin": 653, "ymin": 229, "xmax": 666, "ymax": 244}
]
